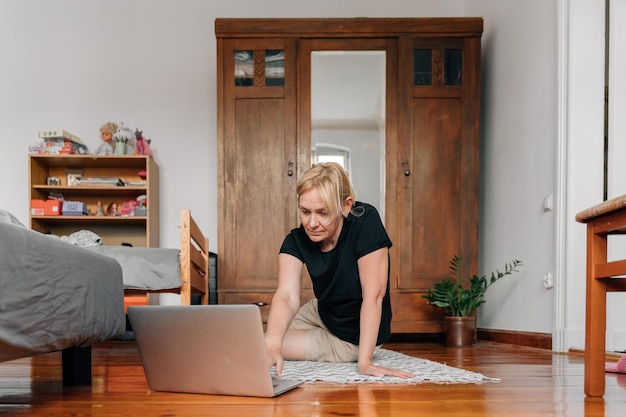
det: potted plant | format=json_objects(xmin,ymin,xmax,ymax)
[{"xmin": 423, "ymin": 255, "xmax": 523, "ymax": 347}]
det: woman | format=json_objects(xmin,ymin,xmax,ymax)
[{"xmin": 265, "ymin": 162, "xmax": 412, "ymax": 379}]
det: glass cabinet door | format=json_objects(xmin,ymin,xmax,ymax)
[
  {"xmin": 413, "ymin": 44, "xmax": 463, "ymax": 86},
  {"xmin": 234, "ymin": 49, "xmax": 285, "ymax": 86}
]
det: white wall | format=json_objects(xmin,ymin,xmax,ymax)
[
  {"xmin": 467, "ymin": 0, "xmax": 626, "ymax": 352},
  {"xmin": 2, "ymin": 0, "xmax": 619, "ymax": 351},
  {"xmin": 607, "ymin": 0, "xmax": 626, "ymax": 350},
  {"xmin": 561, "ymin": 0, "xmax": 607, "ymax": 352},
  {"xmin": 0, "ymin": 0, "xmax": 218, "ymax": 248},
  {"xmin": 465, "ymin": 1, "xmax": 559, "ymax": 336}
]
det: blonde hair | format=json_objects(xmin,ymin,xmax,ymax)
[
  {"xmin": 296, "ymin": 162, "xmax": 356, "ymax": 220},
  {"xmin": 100, "ymin": 122, "xmax": 118, "ymax": 135}
]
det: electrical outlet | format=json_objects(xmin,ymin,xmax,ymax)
[
  {"xmin": 544, "ymin": 273, "xmax": 554, "ymax": 289},
  {"xmin": 543, "ymin": 194, "xmax": 554, "ymax": 212}
]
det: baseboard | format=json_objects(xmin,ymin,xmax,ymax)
[
  {"xmin": 568, "ymin": 348, "xmax": 624, "ymax": 361},
  {"xmin": 477, "ymin": 328, "xmax": 552, "ymax": 350}
]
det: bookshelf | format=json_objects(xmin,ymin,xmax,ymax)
[{"xmin": 28, "ymin": 155, "xmax": 159, "ymax": 247}]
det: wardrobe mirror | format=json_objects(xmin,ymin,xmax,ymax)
[{"xmin": 311, "ymin": 51, "xmax": 386, "ymax": 217}]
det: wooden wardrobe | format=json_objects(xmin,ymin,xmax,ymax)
[{"xmin": 215, "ymin": 18, "xmax": 483, "ymax": 334}]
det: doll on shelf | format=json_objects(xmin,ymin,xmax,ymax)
[
  {"xmin": 106, "ymin": 202, "xmax": 120, "ymax": 216},
  {"xmin": 94, "ymin": 122, "xmax": 118, "ymax": 155}
]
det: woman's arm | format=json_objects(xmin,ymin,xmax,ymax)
[
  {"xmin": 265, "ymin": 253, "xmax": 303, "ymax": 377},
  {"xmin": 357, "ymin": 247, "xmax": 413, "ymax": 378}
]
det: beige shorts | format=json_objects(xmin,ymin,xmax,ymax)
[{"xmin": 289, "ymin": 299, "xmax": 361, "ymax": 362}]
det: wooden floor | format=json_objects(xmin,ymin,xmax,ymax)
[{"xmin": 0, "ymin": 340, "xmax": 624, "ymax": 417}]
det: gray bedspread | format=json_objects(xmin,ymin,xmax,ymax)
[
  {"xmin": 86, "ymin": 246, "xmax": 180, "ymax": 290},
  {"xmin": 0, "ymin": 221, "xmax": 125, "ymax": 363}
]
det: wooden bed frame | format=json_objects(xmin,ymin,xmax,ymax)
[{"xmin": 124, "ymin": 209, "xmax": 210, "ymax": 306}]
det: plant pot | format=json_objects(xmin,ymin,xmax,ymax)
[{"xmin": 445, "ymin": 316, "xmax": 475, "ymax": 347}]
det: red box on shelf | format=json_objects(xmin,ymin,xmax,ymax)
[{"xmin": 31, "ymin": 199, "xmax": 61, "ymax": 216}]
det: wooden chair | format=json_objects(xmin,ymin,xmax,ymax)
[{"xmin": 576, "ymin": 195, "xmax": 626, "ymax": 397}]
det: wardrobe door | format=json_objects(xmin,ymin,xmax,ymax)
[
  {"xmin": 392, "ymin": 37, "xmax": 481, "ymax": 333},
  {"xmin": 217, "ymin": 38, "xmax": 299, "ymax": 317}
]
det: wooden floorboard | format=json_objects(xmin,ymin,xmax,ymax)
[{"xmin": 0, "ymin": 340, "xmax": 624, "ymax": 416}]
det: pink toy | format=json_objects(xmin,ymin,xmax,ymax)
[
  {"xmin": 606, "ymin": 354, "xmax": 626, "ymax": 373},
  {"xmin": 135, "ymin": 128, "xmax": 153, "ymax": 156},
  {"xmin": 120, "ymin": 200, "xmax": 139, "ymax": 216}
]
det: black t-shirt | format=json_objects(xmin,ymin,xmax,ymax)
[{"xmin": 279, "ymin": 201, "xmax": 392, "ymax": 345}]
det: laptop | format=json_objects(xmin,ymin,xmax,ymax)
[{"xmin": 127, "ymin": 304, "xmax": 302, "ymax": 397}]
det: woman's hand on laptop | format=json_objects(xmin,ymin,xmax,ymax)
[{"xmin": 266, "ymin": 343, "xmax": 285, "ymax": 378}]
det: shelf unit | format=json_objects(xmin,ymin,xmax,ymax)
[{"xmin": 28, "ymin": 155, "xmax": 160, "ymax": 247}]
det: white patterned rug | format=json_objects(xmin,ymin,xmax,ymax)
[{"xmin": 274, "ymin": 349, "xmax": 499, "ymax": 385}]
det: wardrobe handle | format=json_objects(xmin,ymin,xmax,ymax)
[
  {"xmin": 404, "ymin": 169, "xmax": 411, "ymax": 176},
  {"xmin": 287, "ymin": 161, "xmax": 294, "ymax": 176}
]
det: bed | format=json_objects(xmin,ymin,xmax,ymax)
[
  {"xmin": 0, "ymin": 213, "xmax": 125, "ymax": 385},
  {"xmin": 88, "ymin": 209, "xmax": 210, "ymax": 306},
  {"xmin": 0, "ymin": 208, "xmax": 209, "ymax": 385}
]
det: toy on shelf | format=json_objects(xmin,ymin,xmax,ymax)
[
  {"xmin": 92, "ymin": 122, "xmax": 154, "ymax": 156},
  {"xmin": 106, "ymin": 202, "xmax": 120, "ymax": 216},
  {"xmin": 94, "ymin": 122, "xmax": 118, "ymax": 155},
  {"xmin": 135, "ymin": 194, "xmax": 147, "ymax": 216},
  {"xmin": 135, "ymin": 129, "xmax": 153, "ymax": 156}
]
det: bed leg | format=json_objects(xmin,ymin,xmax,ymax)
[{"xmin": 62, "ymin": 346, "xmax": 92, "ymax": 386}]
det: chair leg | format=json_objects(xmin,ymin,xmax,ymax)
[
  {"xmin": 584, "ymin": 228, "xmax": 607, "ymax": 397},
  {"xmin": 585, "ymin": 279, "xmax": 607, "ymax": 396}
]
